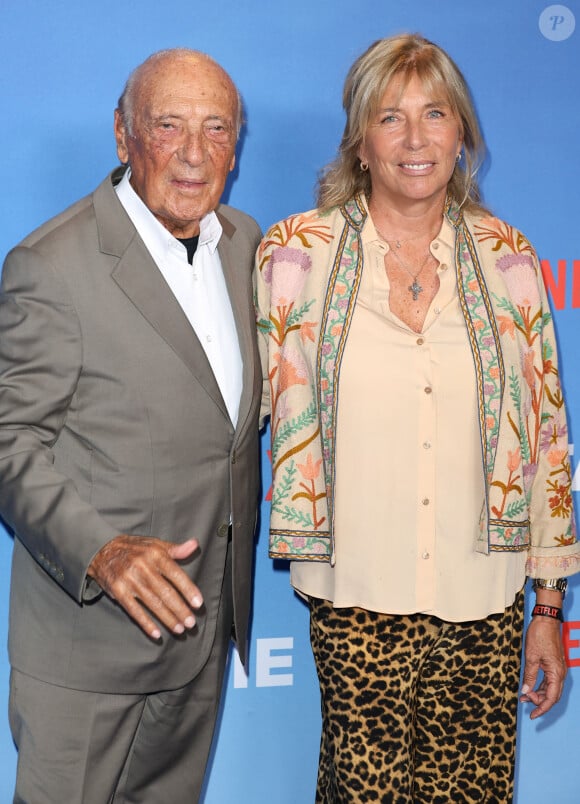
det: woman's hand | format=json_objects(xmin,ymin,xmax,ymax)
[{"xmin": 519, "ymin": 614, "xmax": 567, "ymax": 719}]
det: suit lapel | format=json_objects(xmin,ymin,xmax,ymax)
[{"xmin": 94, "ymin": 172, "xmax": 228, "ymax": 419}]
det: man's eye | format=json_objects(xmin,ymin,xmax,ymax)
[{"xmin": 205, "ymin": 123, "xmax": 233, "ymax": 140}]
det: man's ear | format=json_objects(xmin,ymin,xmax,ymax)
[{"xmin": 114, "ymin": 109, "xmax": 130, "ymax": 165}]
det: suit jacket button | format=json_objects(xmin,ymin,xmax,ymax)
[{"xmin": 217, "ymin": 524, "xmax": 229, "ymax": 538}]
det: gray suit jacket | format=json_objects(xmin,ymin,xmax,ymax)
[{"xmin": 0, "ymin": 168, "xmax": 262, "ymax": 693}]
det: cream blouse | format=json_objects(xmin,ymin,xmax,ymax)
[{"xmin": 290, "ymin": 216, "xmax": 527, "ymax": 621}]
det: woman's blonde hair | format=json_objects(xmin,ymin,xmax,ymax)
[{"xmin": 317, "ymin": 34, "xmax": 489, "ymax": 215}]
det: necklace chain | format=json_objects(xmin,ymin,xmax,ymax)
[
  {"xmin": 389, "ymin": 249, "xmax": 432, "ymax": 300},
  {"xmin": 375, "ymin": 229, "xmax": 426, "ymax": 249},
  {"xmin": 375, "ymin": 226, "xmax": 434, "ymax": 300}
]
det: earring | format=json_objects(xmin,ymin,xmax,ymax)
[
  {"xmin": 360, "ymin": 160, "xmax": 369, "ymax": 172},
  {"xmin": 456, "ymin": 152, "xmax": 461, "ymax": 163}
]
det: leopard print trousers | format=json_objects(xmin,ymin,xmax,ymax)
[{"xmin": 309, "ymin": 591, "xmax": 524, "ymax": 803}]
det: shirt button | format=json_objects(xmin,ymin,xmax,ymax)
[
  {"xmin": 422, "ymin": 498, "xmax": 430, "ymax": 506},
  {"xmin": 206, "ymin": 334, "xmax": 213, "ymax": 342},
  {"xmin": 416, "ymin": 337, "xmax": 425, "ymax": 346},
  {"xmin": 423, "ymin": 441, "xmax": 431, "ymax": 449},
  {"xmin": 432, "ymin": 242, "xmax": 439, "ymax": 250},
  {"xmin": 424, "ymin": 387, "xmax": 432, "ymax": 394},
  {"xmin": 422, "ymin": 551, "xmax": 430, "ymax": 560},
  {"xmin": 440, "ymin": 264, "xmax": 447, "ymax": 271},
  {"xmin": 433, "ymin": 307, "xmax": 440, "ymax": 315}
]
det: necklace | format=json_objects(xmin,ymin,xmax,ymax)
[
  {"xmin": 377, "ymin": 231, "xmax": 425, "ymax": 249},
  {"xmin": 375, "ymin": 227, "xmax": 433, "ymax": 300},
  {"xmin": 388, "ymin": 248, "xmax": 432, "ymax": 300}
]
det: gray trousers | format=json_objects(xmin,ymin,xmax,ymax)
[{"xmin": 9, "ymin": 547, "xmax": 234, "ymax": 804}]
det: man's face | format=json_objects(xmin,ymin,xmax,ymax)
[{"xmin": 115, "ymin": 55, "xmax": 238, "ymax": 238}]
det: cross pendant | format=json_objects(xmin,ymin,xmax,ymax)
[{"xmin": 409, "ymin": 280, "xmax": 423, "ymax": 300}]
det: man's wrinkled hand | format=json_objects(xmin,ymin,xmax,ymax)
[{"xmin": 88, "ymin": 535, "xmax": 203, "ymax": 640}]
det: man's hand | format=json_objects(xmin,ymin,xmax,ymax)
[
  {"xmin": 519, "ymin": 615, "xmax": 567, "ymax": 719},
  {"xmin": 88, "ymin": 535, "xmax": 203, "ymax": 640}
]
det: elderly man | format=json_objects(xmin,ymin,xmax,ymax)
[{"xmin": 0, "ymin": 49, "xmax": 261, "ymax": 802}]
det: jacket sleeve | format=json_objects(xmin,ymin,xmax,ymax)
[
  {"xmin": 525, "ymin": 247, "xmax": 579, "ymax": 579},
  {"xmin": 0, "ymin": 245, "xmax": 119, "ymax": 602}
]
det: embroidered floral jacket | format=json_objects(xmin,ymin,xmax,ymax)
[{"xmin": 255, "ymin": 196, "xmax": 579, "ymax": 579}]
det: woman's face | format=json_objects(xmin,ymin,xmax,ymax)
[{"xmin": 359, "ymin": 72, "xmax": 463, "ymax": 212}]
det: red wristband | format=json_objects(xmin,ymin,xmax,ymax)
[{"xmin": 532, "ymin": 603, "xmax": 563, "ymax": 621}]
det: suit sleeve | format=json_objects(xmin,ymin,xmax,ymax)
[
  {"xmin": 0, "ymin": 245, "xmax": 119, "ymax": 602},
  {"xmin": 254, "ymin": 232, "xmax": 272, "ymax": 431}
]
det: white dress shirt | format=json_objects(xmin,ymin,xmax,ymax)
[{"xmin": 115, "ymin": 170, "xmax": 243, "ymax": 426}]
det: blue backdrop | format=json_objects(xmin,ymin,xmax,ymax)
[{"xmin": 1, "ymin": 1, "xmax": 579, "ymax": 801}]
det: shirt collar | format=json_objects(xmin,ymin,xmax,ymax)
[{"xmin": 115, "ymin": 168, "xmax": 223, "ymax": 262}]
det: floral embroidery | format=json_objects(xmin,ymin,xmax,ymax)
[
  {"xmin": 496, "ymin": 253, "xmax": 540, "ymax": 308},
  {"xmin": 472, "ymin": 217, "xmax": 575, "ymax": 545},
  {"xmin": 294, "ymin": 453, "xmax": 326, "ymax": 529},
  {"xmin": 256, "ymin": 210, "xmax": 333, "ymax": 272},
  {"xmin": 490, "ymin": 448, "xmax": 522, "ymax": 520},
  {"xmin": 473, "ymin": 219, "xmax": 533, "ymax": 255},
  {"xmin": 257, "ymin": 212, "xmax": 334, "ymax": 546},
  {"xmin": 455, "ymin": 219, "xmax": 503, "ymax": 483},
  {"xmin": 317, "ymin": 197, "xmax": 365, "ymax": 523}
]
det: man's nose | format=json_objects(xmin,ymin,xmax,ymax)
[{"xmin": 178, "ymin": 129, "xmax": 206, "ymax": 165}]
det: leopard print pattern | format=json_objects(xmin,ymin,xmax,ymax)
[{"xmin": 309, "ymin": 592, "xmax": 524, "ymax": 803}]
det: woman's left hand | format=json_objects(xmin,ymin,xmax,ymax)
[{"xmin": 519, "ymin": 616, "xmax": 567, "ymax": 719}]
